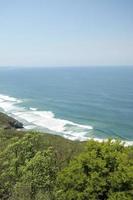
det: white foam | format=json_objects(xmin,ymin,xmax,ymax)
[
  {"xmin": 0, "ymin": 94, "xmax": 22, "ymax": 103},
  {"xmin": 24, "ymin": 125, "xmax": 37, "ymax": 130},
  {"xmin": 0, "ymin": 93, "xmax": 133, "ymax": 146},
  {"xmin": 63, "ymin": 131, "xmax": 88, "ymax": 141},
  {"xmin": 30, "ymin": 107, "xmax": 37, "ymax": 111},
  {"xmin": 0, "ymin": 94, "xmax": 92, "ymax": 134},
  {"xmin": 63, "ymin": 134, "xmax": 133, "ymax": 146},
  {"xmin": 123, "ymin": 140, "xmax": 133, "ymax": 146},
  {"xmin": 13, "ymin": 110, "xmax": 92, "ymax": 133},
  {"xmin": 0, "ymin": 94, "xmax": 23, "ymax": 112}
]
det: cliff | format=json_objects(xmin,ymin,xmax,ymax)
[{"xmin": 0, "ymin": 112, "xmax": 23, "ymax": 129}]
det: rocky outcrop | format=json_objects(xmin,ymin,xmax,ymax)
[
  {"xmin": 9, "ymin": 120, "xmax": 23, "ymax": 129},
  {"xmin": 0, "ymin": 112, "xmax": 23, "ymax": 129}
]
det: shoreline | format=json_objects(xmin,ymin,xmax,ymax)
[
  {"xmin": 0, "ymin": 93, "xmax": 93, "ymax": 141},
  {"xmin": 0, "ymin": 111, "xmax": 133, "ymax": 146}
]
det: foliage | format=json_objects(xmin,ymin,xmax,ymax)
[
  {"xmin": 0, "ymin": 121, "xmax": 133, "ymax": 200},
  {"xmin": 56, "ymin": 140, "xmax": 133, "ymax": 200},
  {"xmin": 11, "ymin": 148, "xmax": 58, "ymax": 200},
  {"xmin": 0, "ymin": 129, "xmax": 82, "ymax": 200}
]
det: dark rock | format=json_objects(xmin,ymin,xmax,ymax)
[
  {"xmin": 9, "ymin": 120, "xmax": 23, "ymax": 129},
  {"xmin": 0, "ymin": 112, "xmax": 23, "ymax": 129}
]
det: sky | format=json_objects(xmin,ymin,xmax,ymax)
[{"xmin": 0, "ymin": 0, "xmax": 133, "ymax": 67}]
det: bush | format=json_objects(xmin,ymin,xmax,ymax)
[{"xmin": 56, "ymin": 140, "xmax": 133, "ymax": 200}]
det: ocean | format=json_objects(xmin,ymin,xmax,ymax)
[{"xmin": 0, "ymin": 66, "xmax": 133, "ymax": 144}]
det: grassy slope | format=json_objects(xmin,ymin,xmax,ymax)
[
  {"xmin": 0, "ymin": 112, "xmax": 84, "ymax": 167},
  {"xmin": 0, "ymin": 112, "xmax": 13, "ymax": 127}
]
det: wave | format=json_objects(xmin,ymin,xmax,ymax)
[
  {"xmin": 30, "ymin": 107, "xmax": 38, "ymax": 111},
  {"xmin": 0, "ymin": 93, "xmax": 133, "ymax": 146},
  {"xmin": 0, "ymin": 94, "xmax": 92, "ymax": 141}
]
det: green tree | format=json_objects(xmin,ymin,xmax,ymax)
[
  {"xmin": 12, "ymin": 147, "xmax": 58, "ymax": 200},
  {"xmin": 0, "ymin": 133, "xmax": 44, "ymax": 199},
  {"xmin": 56, "ymin": 140, "xmax": 133, "ymax": 200}
]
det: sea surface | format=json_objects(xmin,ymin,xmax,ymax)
[{"xmin": 0, "ymin": 67, "xmax": 133, "ymax": 144}]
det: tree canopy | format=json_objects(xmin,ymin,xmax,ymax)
[
  {"xmin": 0, "ymin": 129, "xmax": 133, "ymax": 200},
  {"xmin": 56, "ymin": 140, "xmax": 133, "ymax": 200}
]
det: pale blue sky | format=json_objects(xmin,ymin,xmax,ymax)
[{"xmin": 0, "ymin": 0, "xmax": 133, "ymax": 67}]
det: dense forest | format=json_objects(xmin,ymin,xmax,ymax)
[{"xmin": 0, "ymin": 113, "xmax": 133, "ymax": 200}]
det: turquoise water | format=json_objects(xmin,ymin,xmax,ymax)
[{"xmin": 0, "ymin": 67, "xmax": 133, "ymax": 142}]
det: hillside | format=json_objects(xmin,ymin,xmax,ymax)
[
  {"xmin": 0, "ymin": 112, "xmax": 132, "ymax": 200},
  {"xmin": 0, "ymin": 112, "xmax": 84, "ymax": 166},
  {"xmin": 0, "ymin": 112, "xmax": 23, "ymax": 129}
]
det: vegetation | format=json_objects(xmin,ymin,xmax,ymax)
[
  {"xmin": 56, "ymin": 140, "xmax": 133, "ymax": 200},
  {"xmin": 0, "ymin": 128, "xmax": 83, "ymax": 200},
  {"xmin": 0, "ymin": 113, "xmax": 133, "ymax": 199}
]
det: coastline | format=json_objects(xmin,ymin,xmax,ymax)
[
  {"xmin": 0, "ymin": 110, "xmax": 133, "ymax": 147},
  {"xmin": 0, "ymin": 67, "xmax": 133, "ymax": 143},
  {"xmin": 0, "ymin": 93, "xmax": 93, "ymax": 141}
]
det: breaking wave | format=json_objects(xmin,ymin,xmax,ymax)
[
  {"xmin": 0, "ymin": 94, "xmax": 93, "ymax": 141},
  {"xmin": 0, "ymin": 94, "xmax": 133, "ymax": 145}
]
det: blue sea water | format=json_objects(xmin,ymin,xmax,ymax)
[{"xmin": 0, "ymin": 66, "xmax": 133, "ymax": 143}]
